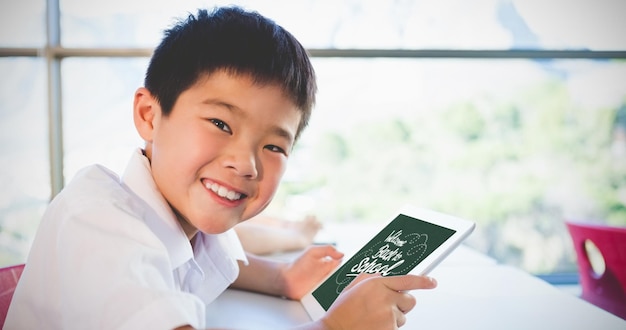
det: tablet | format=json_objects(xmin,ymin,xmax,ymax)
[{"xmin": 301, "ymin": 205, "xmax": 476, "ymax": 320}]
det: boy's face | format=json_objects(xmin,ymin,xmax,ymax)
[{"xmin": 134, "ymin": 71, "xmax": 301, "ymax": 237}]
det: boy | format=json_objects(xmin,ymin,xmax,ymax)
[{"xmin": 5, "ymin": 6, "xmax": 436, "ymax": 330}]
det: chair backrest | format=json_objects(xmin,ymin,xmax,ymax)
[
  {"xmin": 566, "ymin": 221, "xmax": 626, "ymax": 319},
  {"xmin": 0, "ymin": 263, "xmax": 25, "ymax": 327}
]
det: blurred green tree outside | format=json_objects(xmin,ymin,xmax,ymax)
[{"xmin": 273, "ymin": 77, "xmax": 626, "ymax": 274}]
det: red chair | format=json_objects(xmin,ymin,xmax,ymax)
[
  {"xmin": 0, "ymin": 263, "xmax": 25, "ymax": 327},
  {"xmin": 566, "ymin": 221, "xmax": 626, "ymax": 319}
]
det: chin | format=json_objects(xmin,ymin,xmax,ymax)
[
  {"xmin": 200, "ymin": 220, "xmax": 238, "ymax": 235},
  {"xmin": 198, "ymin": 226, "xmax": 227, "ymax": 235}
]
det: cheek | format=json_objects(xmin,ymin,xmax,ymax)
[
  {"xmin": 260, "ymin": 157, "xmax": 288, "ymax": 192},
  {"xmin": 152, "ymin": 132, "xmax": 212, "ymax": 189},
  {"xmin": 174, "ymin": 128, "xmax": 221, "ymax": 169},
  {"xmin": 251, "ymin": 168, "xmax": 285, "ymax": 218}
]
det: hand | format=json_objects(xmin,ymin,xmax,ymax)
[
  {"xmin": 280, "ymin": 245, "xmax": 344, "ymax": 300},
  {"xmin": 319, "ymin": 274, "xmax": 437, "ymax": 330}
]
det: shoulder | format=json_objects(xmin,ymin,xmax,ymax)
[
  {"xmin": 53, "ymin": 164, "xmax": 140, "ymax": 213},
  {"xmin": 43, "ymin": 164, "xmax": 159, "ymax": 245},
  {"xmin": 60, "ymin": 164, "xmax": 124, "ymax": 200}
]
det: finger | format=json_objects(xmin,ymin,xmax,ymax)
[
  {"xmin": 382, "ymin": 274, "xmax": 437, "ymax": 292},
  {"xmin": 396, "ymin": 291, "xmax": 417, "ymax": 315},
  {"xmin": 319, "ymin": 255, "xmax": 342, "ymax": 272},
  {"xmin": 394, "ymin": 305, "xmax": 407, "ymax": 328},
  {"xmin": 308, "ymin": 245, "xmax": 344, "ymax": 260}
]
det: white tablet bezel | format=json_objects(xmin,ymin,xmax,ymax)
[{"xmin": 301, "ymin": 205, "xmax": 476, "ymax": 321}]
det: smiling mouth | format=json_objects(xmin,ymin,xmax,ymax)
[{"xmin": 204, "ymin": 181, "xmax": 246, "ymax": 201}]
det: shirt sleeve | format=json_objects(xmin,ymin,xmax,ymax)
[
  {"xmin": 57, "ymin": 193, "xmax": 206, "ymax": 329},
  {"xmin": 9, "ymin": 166, "xmax": 207, "ymax": 330}
]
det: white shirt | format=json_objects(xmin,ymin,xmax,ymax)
[{"xmin": 5, "ymin": 149, "xmax": 248, "ymax": 330}]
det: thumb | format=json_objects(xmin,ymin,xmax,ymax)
[
  {"xmin": 307, "ymin": 245, "xmax": 344, "ymax": 260},
  {"xmin": 382, "ymin": 274, "xmax": 438, "ymax": 292}
]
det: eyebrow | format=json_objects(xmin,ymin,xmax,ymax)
[
  {"xmin": 271, "ymin": 126, "xmax": 295, "ymax": 145},
  {"xmin": 202, "ymin": 98, "xmax": 238, "ymax": 112},
  {"xmin": 202, "ymin": 98, "xmax": 295, "ymax": 144}
]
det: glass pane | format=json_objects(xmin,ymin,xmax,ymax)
[
  {"xmin": 62, "ymin": 58, "xmax": 147, "ymax": 182},
  {"xmin": 60, "ymin": 0, "xmax": 212, "ymax": 48},
  {"xmin": 59, "ymin": 0, "xmax": 626, "ymax": 50},
  {"xmin": 0, "ymin": 58, "xmax": 48, "ymax": 266},
  {"xmin": 267, "ymin": 57, "xmax": 626, "ymax": 274},
  {"xmin": 0, "ymin": 0, "xmax": 46, "ymax": 47},
  {"xmin": 511, "ymin": 0, "xmax": 626, "ymax": 50}
]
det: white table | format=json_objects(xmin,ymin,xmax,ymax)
[
  {"xmin": 409, "ymin": 263, "xmax": 625, "ymax": 329},
  {"xmin": 206, "ymin": 225, "xmax": 626, "ymax": 329}
]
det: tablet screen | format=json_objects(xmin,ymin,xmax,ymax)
[{"xmin": 311, "ymin": 213, "xmax": 456, "ymax": 311}]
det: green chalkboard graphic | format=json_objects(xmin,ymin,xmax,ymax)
[{"xmin": 312, "ymin": 214, "xmax": 456, "ymax": 310}]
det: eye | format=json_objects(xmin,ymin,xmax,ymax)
[
  {"xmin": 265, "ymin": 145, "xmax": 287, "ymax": 155},
  {"xmin": 209, "ymin": 119, "xmax": 232, "ymax": 134}
]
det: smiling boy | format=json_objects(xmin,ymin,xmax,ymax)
[
  {"xmin": 5, "ymin": 6, "xmax": 436, "ymax": 330},
  {"xmin": 136, "ymin": 70, "xmax": 300, "ymax": 236}
]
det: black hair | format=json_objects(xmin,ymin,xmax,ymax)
[{"xmin": 144, "ymin": 6, "xmax": 317, "ymax": 140}]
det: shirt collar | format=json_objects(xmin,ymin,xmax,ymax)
[
  {"xmin": 121, "ymin": 148, "xmax": 193, "ymax": 269},
  {"xmin": 121, "ymin": 148, "xmax": 248, "ymax": 269}
]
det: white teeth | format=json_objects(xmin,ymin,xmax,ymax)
[{"xmin": 206, "ymin": 182, "xmax": 242, "ymax": 201}]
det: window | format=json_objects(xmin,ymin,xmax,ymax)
[
  {"xmin": 0, "ymin": 0, "xmax": 46, "ymax": 47},
  {"xmin": 0, "ymin": 58, "xmax": 48, "ymax": 265},
  {"xmin": 1, "ymin": 0, "xmax": 625, "ymax": 276},
  {"xmin": 62, "ymin": 58, "xmax": 146, "ymax": 178},
  {"xmin": 278, "ymin": 57, "xmax": 626, "ymax": 274}
]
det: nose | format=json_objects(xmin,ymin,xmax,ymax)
[{"xmin": 223, "ymin": 147, "xmax": 259, "ymax": 179}]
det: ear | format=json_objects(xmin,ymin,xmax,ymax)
[{"xmin": 133, "ymin": 87, "xmax": 159, "ymax": 142}]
